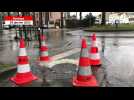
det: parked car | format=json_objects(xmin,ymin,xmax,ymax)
[
  {"xmin": 3, "ymin": 24, "xmax": 10, "ymax": 29},
  {"xmin": 43, "ymin": 21, "xmax": 55, "ymax": 28}
]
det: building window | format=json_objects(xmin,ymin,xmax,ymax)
[{"xmin": 129, "ymin": 18, "xmax": 134, "ymax": 21}]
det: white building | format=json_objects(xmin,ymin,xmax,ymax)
[
  {"xmin": 95, "ymin": 12, "xmax": 134, "ymax": 24},
  {"xmin": 108, "ymin": 12, "xmax": 128, "ymax": 24},
  {"xmin": 127, "ymin": 12, "xmax": 134, "ymax": 23},
  {"xmin": 108, "ymin": 12, "xmax": 134, "ymax": 24}
]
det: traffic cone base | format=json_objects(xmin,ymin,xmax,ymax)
[
  {"xmin": 10, "ymin": 72, "xmax": 38, "ymax": 85},
  {"xmin": 72, "ymin": 75, "xmax": 98, "ymax": 87}
]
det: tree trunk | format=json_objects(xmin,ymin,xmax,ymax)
[
  {"xmin": 32, "ymin": 12, "xmax": 36, "ymax": 26},
  {"xmin": 39, "ymin": 12, "xmax": 43, "ymax": 28},
  {"xmin": 79, "ymin": 12, "xmax": 82, "ymax": 21},
  {"xmin": 17, "ymin": 12, "xmax": 19, "ymax": 16},
  {"xmin": 76, "ymin": 12, "xmax": 77, "ymax": 19},
  {"xmin": 45, "ymin": 12, "xmax": 49, "ymax": 29},
  {"xmin": 39, "ymin": 12, "xmax": 44, "ymax": 35},
  {"xmin": 38, "ymin": 12, "xmax": 43, "ymax": 48},
  {"xmin": 101, "ymin": 12, "xmax": 106, "ymax": 25},
  {"xmin": 79, "ymin": 12, "xmax": 82, "ymax": 27},
  {"xmin": 7, "ymin": 12, "xmax": 10, "ymax": 16},
  {"xmin": 67, "ymin": 12, "xmax": 70, "ymax": 19},
  {"xmin": 60, "ymin": 12, "xmax": 64, "ymax": 28}
]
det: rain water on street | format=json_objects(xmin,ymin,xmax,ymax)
[{"xmin": 1, "ymin": 29, "xmax": 134, "ymax": 87}]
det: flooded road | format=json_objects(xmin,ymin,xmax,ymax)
[{"xmin": 1, "ymin": 29, "xmax": 134, "ymax": 87}]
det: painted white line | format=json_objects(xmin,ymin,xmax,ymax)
[
  {"xmin": 52, "ymin": 48, "xmax": 81, "ymax": 61},
  {"xmin": 38, "ymin": 58, "xmax": 79, "ymax": 68}
]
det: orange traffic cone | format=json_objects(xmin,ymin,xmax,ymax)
[
  {"xmin": 10, "ymin": 38, "xmax": 38, "ymax": 85},
  {"xmin": 39, "ymin": 34, "xmax": 51, "ymax": 63},
  {"xmin": 89, "ymin": 33, "xmax": 101, "ymax": 66},
  {"xmin": 72, "ymin": 38, "xmax": 98, "ymax": 87}
]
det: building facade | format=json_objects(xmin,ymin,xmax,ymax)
[
  {"xmin": 33, "ymin": 12, "xmax": 63, "ymax": 28},
  {"xmin": 107, "ymin": 12, "xmax": 134, "ymax": 24},
  {"xmin": 95, "ymin": 12, "xmax": 134, "ymax": 24},
  {"xmin": 1, "ymin": 12, "xmax": 65, "ymax": 28}
]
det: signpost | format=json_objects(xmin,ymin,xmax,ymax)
[
  {"xmin": 4, "ymin": 16, "xmax": 33, "ymax": 39},
  {"xmin": 4, "ymin": 16, "xmax": 33, "ymax": 26}
]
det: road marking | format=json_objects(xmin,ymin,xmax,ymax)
[
  {"xmin": 52, "ymin": 48, "xmax": 81, "ymax": 61},
  {"xmin": 37, "ymin": 48, "xmax": 81, "ymax": 68},
  {"xmin": 38, "ymin": 58, "xmax": 80, "ymax": 68},
  {"xmin": 48, "ymin": 59, "xmax": 79, "ymax": 68}
]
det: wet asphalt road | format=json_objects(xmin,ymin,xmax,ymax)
[{"xmin": 1, "ymin": 29, "xmax": 134, "ymax": 87}]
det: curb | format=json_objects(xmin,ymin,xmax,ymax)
[
  {"xmin": 66, "ymin": 33, "xmax": 134, "ymax": 38},
  {"xmin": 83, "ymin": 29, "xmax": 134, "ymax": 32},
  {"xmin": 0, "ymin": 66, "xmax": 16, "ymax": 75}
]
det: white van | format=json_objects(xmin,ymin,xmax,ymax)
[{"xmin": 3, "ymin": 24, "xmax": 10, "ymax": 29}]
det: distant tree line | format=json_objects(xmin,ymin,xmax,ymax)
[{"xmin": 65, "ymin": 13, "xmax": 96, "ymax": 28}]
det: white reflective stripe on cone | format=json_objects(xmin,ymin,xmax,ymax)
[
  {"xmin": 17, "ymin": 64, "xmax": 31, "ymax": 73},
  {"xmin": 92, "ymin": 41, "xmax": 97, "ymax": 47},
  {"xmin": 19, "ymin": 48, "xmax": 27, "ymax": 56},
  {"xmin": 90, "ymin": 53, "xmax": 100, "ymax": 60},
  {"xmin": 41, "ymin": 51, "xmax": 48, "ymax": 56},
  {"xmin": 41, "ymin": 41, "xmax": 46, "ymax": 46},
  {"xmin": 78, "ymin": 66, "xmax": 92, "ymax": 76},
  {"xmin": 80, "ymin": 48, "xmax": 89, "ymax": 58}
]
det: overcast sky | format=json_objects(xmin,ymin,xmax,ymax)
[{"xmin": 70, "ymin": 12, "xmax": 101, "ymax": 19}]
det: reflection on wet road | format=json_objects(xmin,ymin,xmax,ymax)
[{"xmin": 1, "ymin": 29, "xmax": 134, "ymax": 86}]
